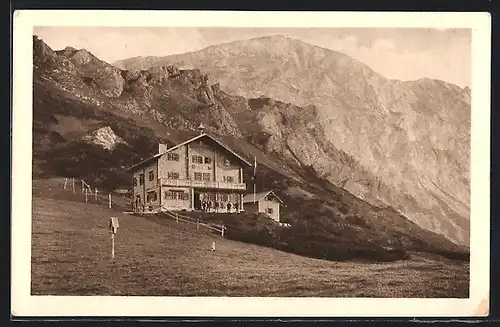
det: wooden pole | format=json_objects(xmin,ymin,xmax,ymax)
[
  {"xmin": 111, "ymin": 233, "xmax": 115, "ymax": 260},
  {"xmin": 64, "ymin": 178, "xmax": 67, "ymax": 190},
  {"xmin": 197, "ymin": 218, "xmax": 199, "ymax": 230},
  {"xmin": 253, "ymin": 156, "xmax": 257, "ymax": 203},
  {"xmin": 221, "ymin": 224, "xmax": 225, "ymax": 238},
  {"xmin": 81, "ymin": 180, "xmax": 84, "ymax": 193},
  {"xmin": 72, "ymin": 178, "xmax": 75, "ymax": 194},
  {"xmin": 85, "ymin": 188, "xmax": 88, "ymax": 202},
  {"xmin": 108, "ymin": 194, "xmax": 112, "ymax": 208},
  {"xmin": 95, "ymin": 188, "xmax": 98, "ymax": 201}
]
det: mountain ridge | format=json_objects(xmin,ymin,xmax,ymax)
[{"xmin": 113, "ymin": 35, "xmax": 471, "ymax": 246}]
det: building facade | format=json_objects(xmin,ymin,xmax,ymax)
[
  {"xmin": 128, "ymin": 133, "xmax": 251, "ymax": 213},
  {"xmin": 243, "ymin": 191, "xmax": 283, "ymax": 222}
]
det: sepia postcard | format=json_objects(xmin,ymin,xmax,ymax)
[{"xmin": 11, "ymin": 10, "xmax": 491, "ymax": 318}]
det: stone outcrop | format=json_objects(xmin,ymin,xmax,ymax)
[{"xmin": 81, "ymin": 126, "xmax": 126, "ymax": 150}]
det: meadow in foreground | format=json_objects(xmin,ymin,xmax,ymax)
[{"xmin": 31, "ymin": 194, "xmax": 469, "ymax": 297}]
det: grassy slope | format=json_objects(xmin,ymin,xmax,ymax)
[{"xmin": 31, "ymin": 179, "xmax": 469, "ymax": 297}]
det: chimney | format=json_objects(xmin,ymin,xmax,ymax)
[
  {"xmin": 158, "ymin": 143, "xmax": 168, "ymax": 154},
  {"xmin": 197, "ymin": 123, "xmax": 206, "ymax": 135}
]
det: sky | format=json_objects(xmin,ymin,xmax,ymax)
[{"xmin": 34, "ymin": 27, "xmax": 471, "ymax": 88}]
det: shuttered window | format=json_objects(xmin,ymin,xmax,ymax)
[
  {"xmin": 165, "ymin": 190, "xmax": 190, "ymax": 200},
  {"xmin": 167, "ymin": 153, "xmax": 179, "ymax": 161},
  {"xmin": 192, "ymin": 155, "xmax": 203, "ymax": 164},
  {"xmin": 167, "ymin": 172, "xmax": 180, "ymax": 179}
]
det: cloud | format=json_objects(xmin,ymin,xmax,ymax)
[{"xmin": 370, "ymin": 38, "xmax": 395, "ymax": 51}]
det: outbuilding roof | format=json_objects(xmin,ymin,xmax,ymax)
[{"xmin": 243, "ymin": 190, "xmax": 284, "ymax": 204}]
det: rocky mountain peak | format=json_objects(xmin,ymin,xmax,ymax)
[
  {"xmin": 113, "ymin": 36, "xmax": 471, "ymax": 245},
  {"xmin": 33, "ymin": 35, "xmax": 471, "ymax": 246}
]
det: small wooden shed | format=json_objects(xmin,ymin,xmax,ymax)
[{"xmin": 243, "ymin": 190, "xmax": 284, "ymax": 222}]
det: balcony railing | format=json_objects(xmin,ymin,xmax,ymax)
[{"xmin": 160, "ymin": 178, "xmax": 246, "ymax": 190}]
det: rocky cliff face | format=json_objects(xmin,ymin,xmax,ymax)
[{"xmin": 114, "ymin": 35, "xmax": 471, "ymax": 245}]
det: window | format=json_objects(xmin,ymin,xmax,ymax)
[
  {"xmin": 266, "ymin": 195, "xmax": 272, "ymax": 201},
  {"xmin": 223, "ymin": 176, "xmax": 234, "ymax": 183},
  {"xmin": 202, "ymin": 173, "xmax": 211, "ymax": 181},
  {"xmin": 139, "ymin": 173, "xmax": 144, "ymax": 185},
  {"xmin": 167, "ymin": 153, "xmax": 179, "ymax": 161},
  {"xmin": 165, "ymin": 190, "xmax": 190, "ymax": 200},
  {"xmin": 167, "ymin": 172, "xmax": 180, "ymax": 179},
  {"xmin": 267, "ymin": 208, "xmax": 274, "ymax": 214},
  {"xmin": 201, "ymin": 192, "xmax": 215, "ymax": 201},
  {"xmin": 192, "ymin": 155, "xmax": 203, "ymax": 164},
  {"xmin": 148, "ymin": 171, "xmax": 154, "ymax": 181},
  {"xmin": 133, "ymin": 177, "xmax": 137, "ymax": 186},
  {"xmin": 204, "ymin": 157, "xmax": 212, "ymax": 164},
  {"xmin": 194, "ymin": 172, "xmax": 202, "ymax": 181},
  {"xmin": 147, "ymin": 191, "xmax": 157, "ymax": 202}
]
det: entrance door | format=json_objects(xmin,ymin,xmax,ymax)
[{"xmin": 193, "ymin": 190, "xmax": 201, "ymax": 210}]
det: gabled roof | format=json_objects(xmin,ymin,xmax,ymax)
[
  {"xmin": 126, "ymin": 133, "xmax": 252, "ymax": 172},
  {"xmin": 243, "ymin": 190, "xmax": 284, "ymax": 204}
]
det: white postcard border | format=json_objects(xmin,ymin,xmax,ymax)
[{"xmin": 12, "ymin": 10, "xmax": 491, "ymax": 317}]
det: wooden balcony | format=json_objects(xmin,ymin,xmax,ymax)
[{"xmin": 160, "ymin": 178, "xmax": 246, "ymax": 191}]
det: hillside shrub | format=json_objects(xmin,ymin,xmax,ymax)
[{"xmin": 183, "ymin": 211, "xmax": 409, "ymax": 263}]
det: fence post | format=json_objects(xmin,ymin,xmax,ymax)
[
  {"xmin": 95, "ymin": 188, "xmax": 98, "ymax": 201},
  {"xmin": 176, "ymin": 213, "xmax": 179, "ymax": 223},
  {"xmin": 108, "ymin": 194, "xmax": 112, "ymax": 209},
  {"xmin": 197, "ymin": 218, "xmax": 199, "ymax": 230},
  {"xmin": 111, "ymin": 233, "xmax": 115, "ymax": 260},
  {"xmin": 85, "ymin": 188, "xmax": 88, "ymax": 202},
  {"xmin": 72, "ymin": 178, "xmax": 75, "ymax": 194},
  {"xmin": 221, "ymin": 224, "xmax": 225, "ymax": 238},
  {"xmin": 64, "ymin": 178, "xmax": 67, "ymax": 190},
  {"xmin": 81, "ymin": 180, "xmax": 84, "ymax": 193}
]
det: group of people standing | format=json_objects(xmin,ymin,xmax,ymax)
[{"xmin": 200, "ymin": 199, "xmax": 239, "ymax": 213}]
